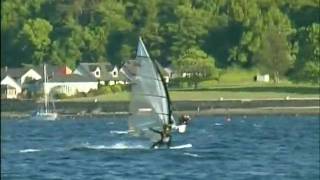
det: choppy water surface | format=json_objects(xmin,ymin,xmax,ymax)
[{"xmin": 1, "ymin": 115, "xmax": 319, "ymax": 180}]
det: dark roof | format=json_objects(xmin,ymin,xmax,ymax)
[
  {"xmin": 1, "ymin": 67, "xmax": 28, "ymax": 79},
  {"xmin": 49, "ymin": 74, "xmax": 97, "ymax": 83},
  {"xmin": 1, "ymin": 70, "xmax": 6, "ymax": 81},
  {"xmin": 1, "ymin": 65, "xmax": 64, "ymax": 81},
  {"xmin": 76, "ymin": 62, "xmax": 114, "ymax": 81},
  {"xmin": 110, "ymin": 71, "xmax": 129, "ymax": 81},
  {"xmin": 120, "ymin": 60, "xmax": 139, "ymax": 79},
  {"xmin": 79, "ymin": 62, "xmax": 113, "ymax": 71},
  {"xmin": 33, "ymin": 64, "xmax": 60, "ymax": 78},
  {"xmin": 120, "ymin": 59, "xmax": 169, "ymax": 79},
  {"xmin": 1, "ymin": 73, "xmax": 11, "ymax": 82}
]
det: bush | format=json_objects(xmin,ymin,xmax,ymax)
[
  {"xmin": 110, "ymin": 84, "xmax": 122, "ymax": 93},
  {"xmin": 100, "ymin": 86, "xmax": 113, "ymax": 94},
  {"xmin": 54, "ymin": 93, "xmax": 68, "ymax": 99},
  {"xmin": 87, "ymin": 89, "xmax": 99, "ymax": 96},
  {"xmin": 32, "ymin": 92, "xmax": 43, "ymax": 100},
  {"xmin": 168, "ymin": 78, "xmax": 182, "ymax": 88},
  {"xmin": 73, "ymin": 91, "xmax": 87, "ymax": 98}
]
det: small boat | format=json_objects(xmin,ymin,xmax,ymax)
[{"xmin": 33, "ymin": 63, "xmax": 58, "ymax": 121}]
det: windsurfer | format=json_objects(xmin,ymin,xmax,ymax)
[
  {"xmin": 172, "ymin": 114, "xmax": 191, "ymax": 133},
  {"xmin": 149, "ymin": 124, "xmax": 172, "ymax": 149},
  {"xmin": 179, "ymin": 114, "xmax": 191, "ymax": 125}
]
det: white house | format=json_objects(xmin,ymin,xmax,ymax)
[
  {"xmin": 1, "ymin": 67, "xmax": 42, "ymax": 86},
  {"xmin": 108, "ymin": 66, "xmax": 129, "ymax": 85},
  {"xmin": 255, "ymin": 74, "xmax": 270, "ymax": 82},
  {"xmin": 20, "ymin": 68, "xmax": 42, "ymax": 84},
  {"xmin": 45, "ymin": 74, "xmax": 98, "ymax": 96},
  {"xmin": 1, "ymin": 75, "xmax": 22, "ymax": 99},
  {"xmin": 164, "ymin": 67, "xmax": 173, "ymax": 78}
]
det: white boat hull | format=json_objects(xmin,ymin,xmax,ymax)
[{"xmin": 34, "ymin": 112, "xmax": 58, "ymax": 121}]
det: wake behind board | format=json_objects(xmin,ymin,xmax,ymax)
[{"xmin": 169, "ymin": 143, "xmax": 192, "ymax": 149}]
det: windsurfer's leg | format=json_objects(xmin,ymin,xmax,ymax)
[
  {"xmin": 166, "ymin": 138, "xmax": 172, "ymax": 149},
  {"xmin": 151, "ymin": 141, "xmax": 161, "ymax": 149}
]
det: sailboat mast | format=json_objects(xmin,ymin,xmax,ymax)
[{"xmin": 43, "ymin": 63, "xmax": 48, "ymax": 113}]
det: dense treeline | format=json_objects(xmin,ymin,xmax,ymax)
[{"xmin": 1, "ymin": 0, "xmax": 319, "ymax": 83}]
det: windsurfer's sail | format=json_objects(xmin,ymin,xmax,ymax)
[{"xmin": 128, "ymin": 37, "xmax": 172, "ymax": 141}]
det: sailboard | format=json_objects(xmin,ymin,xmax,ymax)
[
  {"xmin": 128, "ymin": 37, "xmax": 173, "ymax": 142},
  {"xmin": 169, "ymin": 143, "xmax": 192, "ymax": 149}
]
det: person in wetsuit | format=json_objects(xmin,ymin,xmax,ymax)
[
  {"xmin": 179, "ymin": 114, "xmax": 191, "ymax": 125},
  {"xmin": 171, "ymin": 114, "xmax": 191, "ymax": 133},
  {"xmin": 149, "ymin": 124, "xmax": 172, "ymax": 149}
]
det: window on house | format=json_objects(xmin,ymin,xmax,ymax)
[
  {"xmin": 96, "ymin": 70, "xmax": 100, "ymax": 76},
  {"xmin": 113, "ymin": 71, "xmax": 117, "ymax": 76}
]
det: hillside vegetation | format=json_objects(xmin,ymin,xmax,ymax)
[{"xmin": 1, "ymin": 0, "xmax": 319, "ymax": 84}]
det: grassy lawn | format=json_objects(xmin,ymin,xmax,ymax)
[
  {"xmin": 61, "ymin": 92, "xmax": 130, "ymax": 102},
  {"xmin": 62, "ymin": 83, "xmax": 319, "ymax": 102},
  {"xmin": 170, "ymin": 89, "xmax": 318, "ymax": 101},
  {"xmin": 60, "ymin": 67, "xmax": 319, "ymax": 102}
]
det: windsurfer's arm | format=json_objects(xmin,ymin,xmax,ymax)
[
  {"xmin": 170, "ymin": 115, "xmax": 179, "ymax": 130},
  {"xmin": 171, "ymin": 115, "xmax": 176, "ymax": 124},
  {"xmin": 171, "ymin": 124, "xmax": 178, "ymax": 130},
  {"xmin": 149, "ymin": 127, "xmax": 161, "ymax": 134}
]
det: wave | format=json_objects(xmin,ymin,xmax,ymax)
[
  {"xmin": 183, "ymin": 152, "xmax": 200, "ymax": 157},
  {"xmin": 70, "ymin": 142, "xmax": 146, "ymax": 151},
  {"xmin": 110, "ymin": 142, "xmax": 145, "ymax": 149},
  {"xmin": 110, "ymin": 130, "xmax": 134, "ymax": 135},
  {"xmin": 19, "ymin": 149, "xmax": 41, "ymax": 153},
  {"xmin": 234, "ymin": 171, "xmax": 271, "ymax": 176},
  {"xmin": 253, "ymin": 123, "xmax": 262, "ymax": 128},
  {"xmin": 214, "ymin": 123, "xmax": 224, "ymax": 126}
]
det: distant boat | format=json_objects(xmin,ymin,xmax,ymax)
[
  {"xmin": 33, "ymin": 63, "xmax": 58, "ymax": 121},
  {"xmin": 128, "ymin": 37, "xmax": 176, "ymax": 142}
]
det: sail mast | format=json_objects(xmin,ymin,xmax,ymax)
[{"xmin": 43, "ymin": 63, "xmax": 48, "ymax": 113}]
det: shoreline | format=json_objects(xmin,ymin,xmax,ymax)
[
  {"xmin": 1, "ymin": 107, "xmax": 319, "ymax": 119},
  {"xmin": 1, "ymin": 98, "xmax": 319, "ymax": 119}
]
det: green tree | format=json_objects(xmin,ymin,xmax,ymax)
[
  {"xmin": 253, "ymin": 30, "xmax": 294, "ymax": 83},
  {"xmin": 170, "ymin": 2, "xmax": 213, "ymax": 59},
  {"xmin": 18, "ymin": 18, "xmax": 53, "ymax": 64},
  {"xmin": 173, "ymin": 48, "xmax": 216, "ymax": 89},
  {"xmin": 1, "ymin": 0, "xmax": 46, "ymax": 66},
  {"xmin": 226, "ymin": 4, "xmax": 296, "ymax": 67},
  {"xmin": 293, "ymin": 23, "xmax": 320, "ymax": 84}
]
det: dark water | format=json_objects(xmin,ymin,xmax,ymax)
[{"xmin": 1, "ymin": 115, "xmax": 319, "ymax": 180}]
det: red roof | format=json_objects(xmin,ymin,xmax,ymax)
[{"xmin": 57, "ymin": 65, "xmax": 72, "ymax": 75}]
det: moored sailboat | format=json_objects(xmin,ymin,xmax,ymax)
[{"xmin": 33, "ymin": 63, "xmax": 58, "ymax": 121}]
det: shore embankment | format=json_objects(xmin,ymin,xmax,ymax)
[{"xmin": 1, "ymin": 99, "xmax": 319, "ymax": 118}]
